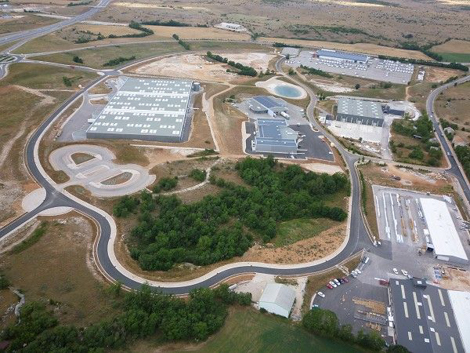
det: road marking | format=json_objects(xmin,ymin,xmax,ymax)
[
  {"xmin": 426, "ymin": 295, "xmax": 436, "ymax": 322},
  {"xmin": 408, "ymin": 331, "xmax": 412, "ymax": 341},
  {"xmin": 435, "ymin": 332, "xmax": 441, "ymax": 346},
  {"xmin": 438, "ymin": 289, "xmax": 446, "ymax": 307},
  {"xmin": 413, "ymin": 291, "xmax": 421, "ymax": 319},
  {"xmin": 451, "ymin": 337, "xmax": 458, "ymax": 353},
  {"xmin": 419, "ymin": 325, "xmax": 424, "ymax": 334},
  {"xmin": 444, "ymin": 312, "xmax": 451, "ymax": 327},
  {"xmin": 401, "ymin": 285, "xmax": 406, "ymax": 300},
  {"xmin": 376, "ymin": 195, "xmax": 380, "ymax": 217},
  {"xmin": 403, "ymin": 301, "xmax": 409, "ymax": 318}
]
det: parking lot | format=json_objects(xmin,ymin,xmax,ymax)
[
  {"xmin": 312, "ymin": 257, "xmax": 391, "ymax": 339},
  {"xmin": 287, "ymin": 51, "xmax": 414, "ymax": 84}
]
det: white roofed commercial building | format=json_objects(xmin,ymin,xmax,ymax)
[
  {"xmin": 420, "ymin": 198, "xmax": 468, "ymax": 264},
  {"xmin": 258, "ymin": 283, "xmax": 296, "ymax": 318},
  {"xmin": 447, "ymin": 290, "xmax": 470, "ymax": 353}
]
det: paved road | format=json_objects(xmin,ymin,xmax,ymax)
[
  {"xmin": 0, "ymin": 0, "xmax": 112, "ymax": 54},
  {"xmin": 0, "ymin": 55, "xmax": 375, "ymax": 294},
  {"xmin": 426, "ymin": 74, "xmax": 470, "ymax": 203}
]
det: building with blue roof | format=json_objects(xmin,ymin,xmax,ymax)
[{"xmin": 249, "ymin": 96, "xmax": 287, "ymax": 117}]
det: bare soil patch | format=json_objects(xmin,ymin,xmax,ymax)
[{"xmin": 71, "ymin": 152, "xmax": 94, "ymax": 165}]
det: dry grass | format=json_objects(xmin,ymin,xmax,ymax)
[
  {"xmin": 0, "ymin": 14, "xmax": 59, "ymax": 35},
  {"xmin": 0, "ymin": 214, "xmax": 119, "ymax": 326}
]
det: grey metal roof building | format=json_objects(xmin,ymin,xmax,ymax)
[
  {"xmin": 336, "ymin": 98, "xmax": 384, "ymax": 127},
  {"xmin": 249, "ymin": 96, "xmax": 287, "ymax": 116},
  {"xmin": 317, "ymin": 49, "xmax": 369, "ymax": 63},
  {"xmin": 254, "ymin": 118, "xmax": 299, "ymax": 154},
  {"xmin": 389, "ymin": 279, "xmax": 464, "ymax": 353},
  {"xmin": 86, "ymin": 77, "xmax": 193, "ymax": 142}
]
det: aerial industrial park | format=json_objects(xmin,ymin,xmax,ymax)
[{"xmin": 0, "ymin": 0, "xmax": 469, "ymax": 352}]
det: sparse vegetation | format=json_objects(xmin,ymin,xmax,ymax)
[
  {"xmin": 10, "ymin": 222, "xmax": 48, "ymax": 254},
  {"xmin": 103, "ymin": 55, "xmax": 136, "ymax": 67},
  {"xmin": 206, "ymin": 51, "xmax": 257, "ymax": 77}
]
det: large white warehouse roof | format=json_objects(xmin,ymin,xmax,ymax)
[
  {"xmin": 448, "ymin": 290, "xmax": 470, "ymax": 353},
  {"xmin": 420, "ymin": 198, "xmax": 468, "ymax": 263}
]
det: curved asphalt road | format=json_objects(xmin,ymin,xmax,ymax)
[
  {"xmin": 426, "ymin": 74, "xmax": 470, "ymax": 202},
  {"xmin": 0, "ymin": 0, "xmax": 112, "ymax": 54},
  {"xmin": 9, "ymin": 57, "xmax": 468, "ymax": 295}
]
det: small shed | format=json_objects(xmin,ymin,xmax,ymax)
[{"xmin": 259, "ymin": 283, "xmax": 296, "ymax": 318}]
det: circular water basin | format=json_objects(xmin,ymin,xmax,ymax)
[{"xmin": 273, "ymin": 84, "xmax": 303, "ymax": 98}]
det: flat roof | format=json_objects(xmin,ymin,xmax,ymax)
[
  {"xmin": 87, "ymin": 77, "xmax": 193, "ymax": 139},
  {"xmin": 255, "ymin": 118, "xmax": 298, "ymax": 148},
  {"xmin": 317, "ymin": 49, "xmax": 369, "ymax": 62},
  {"xmin": 390, "ymin": 279, "xmax": 464, "ymax": 353},
  {"xmin": 259, "ymin": 283, "xmax": 296, "ymax": 311},
  {"xmin": 420, "ymin": 198, "xmax": 468, "ymax": 262},
  {"xmin": 337, "ymin": 98, "xmax": 384, "ymax": 120},
  {"xmin": 253, "ymin": 96, "xmax": 285, "ymax": 110},
  {"xmin": 447, "ymin": 290, "xmax": 470, "ymax": 353}
]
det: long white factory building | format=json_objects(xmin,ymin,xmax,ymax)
[{"xmin": 420, "ymin": 198, "xmax": 469, "ymax": 264}]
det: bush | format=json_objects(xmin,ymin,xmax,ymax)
[
  {"xmin": 189, "ymin": 169, "xmax": 207, "ymax": 182},
  {"xmin": 72, "ymin": 55, "xmax": 83, "ymax": 64},
  {"xmin": 153, "ymin": 177, "xmax": 178, "ymax": 193}
]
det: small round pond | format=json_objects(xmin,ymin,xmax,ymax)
[{"xmin": 273, "ymin": 84, "xmax": 303, "ymax": 98}]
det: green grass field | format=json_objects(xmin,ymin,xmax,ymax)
[
  {"xmin": 274, "ymin": 218, "xmax": 336, "ymax": 247},
  {"xmin": 435, "ymin": 53, "xmax": 470, "ymax": 63},
  {"xmin": 174, "ymin": 308, "xmax": 364, "ymax": 353}
]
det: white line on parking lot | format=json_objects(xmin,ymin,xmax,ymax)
[
  {"xmin": 375, "ymin": 195, "xmax": 380, "ymax": 218},
  {"xmin": 413, "ymin": 291, "xmax": 421, "ymax": 319},
  {"xmin": 451, "ymin": 337, "xmax": 458, "ymax": 353},
  {"xmin": 438, "ymin": 289, "xmax": 446, "ymax": 307},
  {"xmin": 403, "ymin": 301, "xmax": 409, "ymax": 318},
  {"xmin": 435, "ymin": 332, "xmax": 441, "ymax": 346},
  {"xmin": 383, "ymin": 194, "xmax": 390, "ymax": 239},
  {"xmin": 444, "ymin": 312, "xmax": 451, "ymax": 327},
  {"xmin": 425, "ymin": 295, "xmax": 436, "ymax": 323}
]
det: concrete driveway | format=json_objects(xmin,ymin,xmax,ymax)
[{"xmin": 49, "ymin": 144, "xmax": 155, "ymax": 197}]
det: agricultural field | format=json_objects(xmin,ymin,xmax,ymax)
[
  {"xmin": 90, "ymin": 0, "xmax": 470, "ymax": 48},
  {"xmin": 431, "ymin": 39, "xmax": 470, "ymax": 63}
]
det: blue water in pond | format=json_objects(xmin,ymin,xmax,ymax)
[{"xmin": 273, "ymin": 85, "xmax": 302, "ymax": 98}]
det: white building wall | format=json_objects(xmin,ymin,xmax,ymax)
[{"xmin": 259, "ymin": 302, "xmax": 289, "ymax": 318}]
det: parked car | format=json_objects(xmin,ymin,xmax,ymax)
[
  {"xmin": 333, "ymin": 279, "xmax": 341, "ymax": 286},
  {"xmin": 393, "ymin": 268, "xmax": 399, "ymax": 275},
  {"xmin": 342, "ymin": 277, "xmax": 349, "ymax": 283},
  {"xmin": 329, "ymin": 281, "xmax": 337, "ymax": 288},
  {"xmin": 401, "ymin": 269, "xmax": 408, "ymax": 276},
  {"xmin": 351, "ymin": 271, "xmax": 358, "ymax": 278},
  {"xmin": 312, "ymin": 304, "xmax": 319, "ymax": 308},
  {"xmin": 326, "ymin": 283, "xmax": 334, "ymax": 289},
  {"xmin": 317, "ymin": 292, "xmax": 325, "ymax": 298}
]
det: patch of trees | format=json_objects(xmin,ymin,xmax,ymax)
[
  {"xmin": 272, "ymin": 42, "xmax": 302, "ymax": 48},
  {"xmin": 125, "ymin": 156, "xmax": 349, "ymax": 271},
  {"xmin": 67, "ymin": 0, "xmax": 91, "ymax": 6},
  {"xmin": 72, "ymin": 55, "xmax": 83, "ymax": 64},
  {"xmin": 391, "ymin": 113, "xmax": 443, "ymax": 166},
  {"xmin": 152, "ymin": 177, "xmax": 178, "ymax": 193},
  {"xmin": 189, "ymin": 169, "xmax": 207, "ymax": 182},
  {"xmin": 113, "ymin": 195, "xmax": 141, "ymax": 217},
  {"xmin": 140, "ymin": 20, "xmax": 207, "ymax": 27},
  {"xmin": 108, "ymin": 21, "xmax": 154, "ymax": 39},
  {"xmin": 302, "ymin": 308, "xmax": 386, "ymax": 351},
  {"xmin": 0, "ymin": 273, "xmax": 9, "ymax": 290},
  {"xmin": 300, "ymin": 65, "xmax": 333, "ymax": 78},
  {"xmin": 378, "ymin": 54, "xmax": 468, "ymax": 72},
  {"xmin": 172, "ymin": 34, "xmax": 191, "ymax": 50},
  {"xmin": 1, "ymin": 284, "xmax": 251, "ymax": 352},
  {"xmin": 103, "ymin": 55, "xmax": 136, "ymax": 67},
  {"xmin": 455, "ymin": 145, "xmax": 470, "ymax": 180},
  {"xmin": 206, "ymin": 51, "xmax": 258, "ymax": 77}
]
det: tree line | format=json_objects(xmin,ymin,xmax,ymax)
[
  {"xmin": 206, "ymin": 51, "xmax": 258, "ymax": 77},
  {"xmin": 1, "ymin": 284, "xmax": 251, "ymax": 352},
  {"xmin": 115, "ymin": 156, "xmax": 349, "ymax": 271}
]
